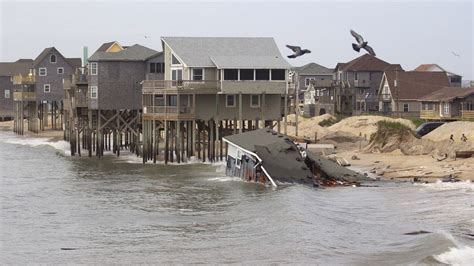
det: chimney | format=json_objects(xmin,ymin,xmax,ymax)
[{"xmin": 83, "ymin": 46, "xmax": 88, "ymax": 67}]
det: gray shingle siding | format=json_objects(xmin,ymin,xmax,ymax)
[
  {"xmin": 89, "ymin": 60, "xmax": 147, "ymax": 110},
  {"xmin": 35, "ymin": 50, "xmax": 75, "ymax": 102},
  {"xmin": 0, "ymin": 76, "xmax": 14, "ymax": 118}
]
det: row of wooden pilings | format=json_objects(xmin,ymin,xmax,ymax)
[{"xmin": 13, "ymin": 101, "xmax": 63, "ymax": 135}]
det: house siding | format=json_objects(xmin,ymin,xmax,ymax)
[
  {"xmin": 90, "ymin": 61, "xmax": 146, "ymax": 110},
  {"xmin": 35, "ymin": 51, "xmax": 75, "ymax": 102},
  {"xmin": 0, "ymin": 76, "xmax": 14, "ymax": 119}
]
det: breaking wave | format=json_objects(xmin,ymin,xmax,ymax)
[
  {"xmin": 1, "ymin": 134, "xmax": 70, "ymax": 155},
  {"xmin": 434, "ymin": 246, "xmax": 474, "ymax": 266}
]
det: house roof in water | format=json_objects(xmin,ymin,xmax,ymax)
[
  {"xmin": 223, "ymin": 128, "xmax": 314, "ymax": 184},
  {"xmin": 0, "ymin": 59, "xmax": 34, "ymax": 76},
  {"xmin": 384, "ymin": 71, "xmax": 450, "ymax": 100},
  {"xmin": 419, "ymin": 87, "xmax": 474, "ymax": 102},
  {"xmin": 89, "ymin": 44, "xmax": 160, "ymax": 61},
  {"xmin": 335, "ymin": 54, "xmax": 403, "ymax": 72},
  {"xmin": 161, "ymin": 37, "xmax": 291, "ymax": 69},
  {"xmin": 295, "ymin": 62, "xmax": 333, "ymax": 75}
]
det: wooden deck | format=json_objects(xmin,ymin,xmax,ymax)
[
  {"xmin": 420, "ymin": 109, "xmax": 474, "ymax": 121},
  {"xmin": 13, "ymin": 91, "xmax": 36, "ymax": 101},
  {"xmin": 12, "ymin": 74, "xmax": 35, "ymax": 85}
]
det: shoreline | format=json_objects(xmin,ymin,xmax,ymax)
[{"xmin": 2, "ymin": 120, "xmax": 473, "ymax": 183}]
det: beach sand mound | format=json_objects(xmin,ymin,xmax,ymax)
[
  {"xmin": 279, "ymin": 114, "xmax": 334, "ymax": 138},
  {"xmin": 328, "ymin": 116, "xmax": 415, "ymax": 138},
  {"xmin": 365, "ymin": 121, "xmax": 474, "ymax": 157},
  {"xmin": 423, "ymin": 121, "xmax": 474, "ymax": 143}
]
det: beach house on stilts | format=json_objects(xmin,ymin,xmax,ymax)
[{"xmin": 141, "ymin": 37, "xmax": 292, "ymax": 164}]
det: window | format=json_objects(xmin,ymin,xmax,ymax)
[
  {"xmin": 192, "ymin": 68, "xmax": 203, "ymax": 81},
  {"xmin": 271, "ymin": 69, "xmax": 285, "ymax": 80},
  {"xmin": 39, "ymin": 68, "xmax": 47, "ymax": 76},
  {"xmin": 443, "ymin": 103, "xmax": 450, "ymax": 114},
  {"xmin": 256, "ymin": 69, "xmax": 269, "ymax": 80},
  {"xmin": 171, "ymin": 69, "xmax": 183, "ymax": 81},
  {"xmin": 57, "ymin": 67, "xmax": 64, "ymax": 74},
  {"xmin": 172, "ymin": 54, "xmax": 181, "ymax": 65},
  {"xmin": 44, "ymin": 84, "xmax": 51, "ymax": 93},
  {"xmin": 403, "ymin": 103, "xmax": 409, "ymax": 112},
  {"xmin": 5, "ymin": 89, "xmax": 10, "ymax": 99},
  {"xmin": 250, "ymin": 95, "xmax": 260, "ymax": 108},
  {"xmin": 240, "ymin": 69, "xmax": 254, "ymax": 80},
  {"xmin": 90, "ymin": 62, "xmax": 98, "ymax": 75},
  {"xmin": 305, "ymin": 77, "xmax": 315, "ymax": 86},
  {"xmin": 226, "ymin": 95, "xmax": 236, "ymax": 107},
  {"xmin": 149, "ymin": 62, "xmax": 164, "ymax": 74},
  {"xmin": 90, "ymin": 86, "xmax": 98, "ymax": 99},
  {"xmin": 50, "ymin": 54, "xmax": 56, "ymax": 63},
  {"xmin": 354, "ymin": 72, "xmax": 358, "ymax": 80},
  {"xmin": 224, "ymin": 69, "xmax": 238, "ymax": 80}
]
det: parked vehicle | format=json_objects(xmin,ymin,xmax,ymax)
[{"xmin": 415, "ymin": 122, "xmax": 446, "ymax": 137}]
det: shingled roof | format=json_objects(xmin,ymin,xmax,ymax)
[
  {"xmin": 335, "ymin": 54, "xmax": 403, "ymax": 72},
  {"xmin": 419, "ymin": 87, "xmax": 474, "ymax": 102},
  {"xmin": 33, "ymin": 47, "xmax": 81, "ymax": 68},
  {"xmin": 162, "ymin": 37, "xmax": 291, "ymax": 69},
  {"xmin": 295, "ymin": 62, "xmax": 333, "ymax": 75},
  {"xmin": 0, "ymin": 59, "xmax": 34, "ymax": 76},
  {"xmin": 384, "ymin": 71, "xmax": 450, "ymax": 100},
  {"xmin": 89, "ymin": 44, "xmax": 160, "ymax": 61}
]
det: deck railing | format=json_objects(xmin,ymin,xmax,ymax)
[
  {"xmin": 12, "ymin": 74, "xmax": 35, "ymax": 85},
  {"xmin": 13, "ymin": 91, "xmax": 36, "ymax": 101},
  {"xmin": 420, "ymin": 109, "xmax": 438, "ymax": 119},
  {"xmin": 461, "ymin": 110, "xmax": 474, "ymax": 120},
  {"xmin": 142, "ymin": 80, "xmax": 220, "ymax": 93},
  {"xmin": 143, "ymin": 105, "xmax": 194, "ymax": 115}
]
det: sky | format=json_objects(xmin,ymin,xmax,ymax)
[{"xmin": 1, "ymin": 0, "xmax": 473, "ymax": 80}]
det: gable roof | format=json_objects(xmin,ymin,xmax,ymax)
[
  {"xmin": 336, "ymin": 54, "xmax": 403, "ymax": 72},
  {"xmin": 89, "ymin": 44, "xmax": 160, "ymax": 62},
  {"xmin": 33, "ymin": 47, "xmax": 81, "ymax": 68},
  {"xmin": 161, "ymin": 37, "xmax": 291, "ymax": 69},
  {"xmin": 414, "ymin": 63, "xmax": 461, "ymax": 77},
  {"xmin": 419, "ymin": 87, "xmax": 474, "ymax": 102},
  {"xmin": 0, "ymin": 59, "xmax": 34, "ymax": 77},
  {"xmin": 295, "ymin": 62, "xmax": 333, "ymax": 75},
  {"xmin": 96, "ymin": 41, "xmax": 119, "ymax": 52},
  {"xmin": 384, "ymin": 71, "xmax": 450, "ymax": 100}
]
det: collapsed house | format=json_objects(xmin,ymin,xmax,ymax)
[{"xmin": 223, "ymin": 128, "xmax": 370, "ymax": 187}]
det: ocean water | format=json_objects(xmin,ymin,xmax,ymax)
[{"xmin": 0, "ymin": 129, "xmax": 473, "ymax": 265}]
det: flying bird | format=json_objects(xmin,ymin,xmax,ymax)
[
  {"xmin": 286, "ymin": 45, "xmax": 311, "ymax": 58},
  {"xmin": 144, "ymin": 35, "xmax": 150, "ymax": 39},
  {"xmin": 350, "ymin": 29, "xmax": 376, "ymax": 56},
  {"xmin": 451, "ymin": 51, "xmax": 460, "ymax": 57}
]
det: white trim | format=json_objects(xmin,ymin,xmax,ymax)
[
  {"xmin": 222, "ymin": 139, "xmax": 277, "ymax": 187},
  {"xmin": 90, "ymin": 86, "xmax": 98, "ymax": 99},
  {"xmin": 171, "ymin": 53, "xmax": 183, "ymax": 66},
  {"xmin": 43, "ymin": 84, "xmax": 51, "ymax": 93},
  {"xmin": 226, "ymin": 94, "xmax": 236, "ymax": 108},
  {"xmin": 192, "ymin": 68, "xmax": 204, "ymax": 81},
  {"xmin": 250, "ymin": 95, "xmax": 260, "ymax": 108},
  {"xmin": 50, "ymin": 54, "xmax": 57, "ymax": 63},
  {"xmin": 90, "ymin": 62, "xmax": 98, "ymax": 75},
  {"xmin": 4, "ymin": 89, "xmax": 10, "ymax": 99},
  {"xmin": 57, "ymin": 67, "xmax": 64, "ymax": 74},
  {"xmin": 39, "ymin": 67, "xmax": 47, "ymax": 76}
]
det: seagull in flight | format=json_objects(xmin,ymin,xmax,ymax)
[
  {"xmin": 286, "ymin": 45, "xmax": 311, "ymax": 58},
  {"xmin": 350, "ymin": 29, "xmax": 376, "ymax": 56},
  {"xmin": 451, "ymin": 51, "xmax": 460, "ymax": 57}
]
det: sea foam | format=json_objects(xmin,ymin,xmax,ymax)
[{"xmin": 434, "ymin": 246, "xmax": 474, "ymax": 266}]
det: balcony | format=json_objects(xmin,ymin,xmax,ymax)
[
  {"xmin": 354, "ymin": 79, "xmax": 370, "ymax": 87},
  {"xmin": 142, "ymin": 105, "xmax": 196, "ymax": 121},
  {"xmin": 142, "ymin": 80, "xmax": 220, "ymax": 94},
  {"xmin": 13, "ymin": 91, "xmax": 36, "ymax": 101},
  {"xmin": 420, "ymin": 109, "xmax": 439, "ymax": 120},
  {"xmin": 220, "ymin": 80, "xmax": 286, "ymax": 94},
  {"xmin": 313, "ymin": 80, "xmax": 334, "ymax": 88},
  {"xmin": 12, "ymin": 74, "xmax": 35, "ymax": 85},
  {"xmin": 380, "ymin": 93, "xmax": 392, "ymax": 102},
  {"xmin": 461, "ymin": 110, "xmax": 474, "ymax": 121}
]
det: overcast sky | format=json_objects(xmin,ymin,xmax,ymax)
[{"xmin": 1, "ymin": 0, "xmax": 472, "ymax": 79}]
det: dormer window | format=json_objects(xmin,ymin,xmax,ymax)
[
  {"xmin": 50, "ymin": 54, "xmax": 57, "ymax": 63},
  {"xmin": 171, "ymin": 54, "xmax": 181, "ymax": 65}
]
